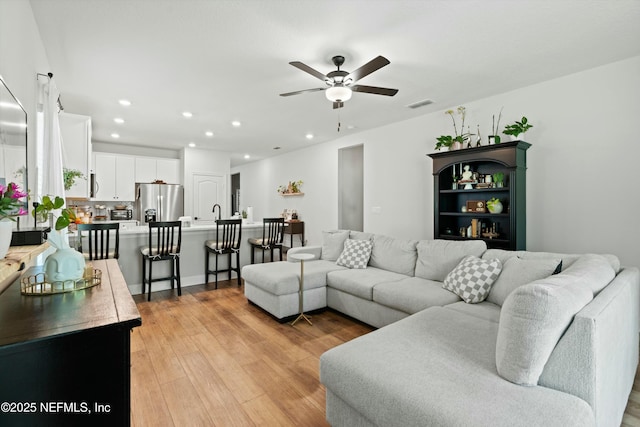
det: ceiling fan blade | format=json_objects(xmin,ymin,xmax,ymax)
[
  {"xmin": 280, "ymin": 88, "xmax": 326, "ymax": 97},
  {"xmin": 289, "ymin": 61, "xmax": 329, "ymax": 82},
  {"xmin": 351, "ymin": 85, "xmax": 398, "ymax": 96},
  {"xmin": 333, "ymin": 101, "xmax": 344, "ymax": 109},
  {"xmin": 345, "ymin": 56, "xmax": 390, "ymax": 83}
]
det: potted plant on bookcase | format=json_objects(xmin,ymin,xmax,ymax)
[{"xmin": 503, "ymin": 116, "xmax": 533, "ymax": 141}]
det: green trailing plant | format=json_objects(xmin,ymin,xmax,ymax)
[
  {"xmin": 63, "ymin": 168, "xmax": 86, "ymax": 191},
  {"xmin": 503, "ymin": 116, "xmax": 533, "ymax": 138},
  {"xmin": 32, "ymin": 195, "xmax": 76, "ymax": 230},
  {"xmin": 486, "ymin": 197, "xmax": 503, "ymax": 213}
]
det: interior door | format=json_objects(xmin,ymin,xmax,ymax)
[{"xmin": 192, "ymin": 173, "xmax": 225, "ymax": 221}]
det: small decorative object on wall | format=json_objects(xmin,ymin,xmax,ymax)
[
  {"xmin": 487, "ymin": 197, "xmax": 504, "ymax": 214},
  {"xmin": 278, "ymin": 180, "xmax": 304, "ymax": 195},
  {"xmin": 62, "ymin": 168, "xmax": 86, "ymax": 191},
  {"xmin": 503, "ymin": 116, "xmax": 533, "ymax": 140}
]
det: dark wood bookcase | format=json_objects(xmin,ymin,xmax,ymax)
[{"xmin": 428, "ymin": 141, "xmax": 531, "ymax": 250}]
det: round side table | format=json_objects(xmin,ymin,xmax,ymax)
[{"xmin": 287, "ymin": 253, "xmax": 315, "ymax": 326}]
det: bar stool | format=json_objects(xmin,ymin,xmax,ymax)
[
  {"xmin": 140, "ymin": 221, "xmax": 182, "ymax": 301},
  {"xmin": 205, "ymin": 219, "xmax": 242, "ymax": 288},
  {"xmin": 248, "ymin": 217, "xmax": 284, "ymax": 263},
  {"xmin": 77, "ymin": 223, "xmax": 120, "ymax": 260}
]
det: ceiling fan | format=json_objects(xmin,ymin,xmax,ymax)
[{"xmin": 280, "ymin": 55, "xmax": 398, "ymax": 109}]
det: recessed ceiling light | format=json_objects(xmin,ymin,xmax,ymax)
[
  {"xmin": 305, "ymin": 133, "xmax": 314, "ymax": 140},
  {"xmin": 244, "ymin": 154, "xmax": 250, "ymax": 159},
  {"xmin": 231, "ymin": 120, "xmax": 241, "ymax": 127},
  {"xmin": 182, "ymin": 111, "xmax": 193, "ymax": 118},
  {"xmin": 188, "ymin": 142, "xmax": 196, "ymax": 147},
  {"xmin": 111, "ymin": 133, "xmax": 120, "ymax": 139},
  {"xmin": 114, "ymin": 118, "xmax": 125, "ymax": 124},
  {"xmin": 118, "ymin": 99, "xmax": 131, "ymax": 106},
  {"xmin": 205, "ymin": 131, "xmax": 214, "ymax": 137}
]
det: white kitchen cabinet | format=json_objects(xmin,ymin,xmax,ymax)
[
  {"xmin": 134, "ymin": 157, "xmax": 179, "ymax": 184},
  {"xmin": 60, "ymin": 113, "xmax": 92, "ymax": 198},
  {"xmin": 93, "ymin": 153, "xmax": 135, "ymax": 201}
]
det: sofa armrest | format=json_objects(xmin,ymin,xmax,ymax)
[
  {"xmin": 539, "ymin": 267, "xmax": 640, "ymax": 427},
  {"xmin": 287, "ymin": 245, "xmax": 322, "ymax": 262}
]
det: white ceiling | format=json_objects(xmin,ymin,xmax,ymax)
[{"xmin": 29, "ymin": 0, "xmax": 640, "ymax": 166}]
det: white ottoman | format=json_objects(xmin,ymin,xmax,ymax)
[{"xmin": 242, "ymin": 260, "xmax": 345, "ymax": 320}]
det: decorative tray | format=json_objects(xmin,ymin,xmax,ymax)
[{"xmin": 20, "ymin": 267, "xmax": 102, "ymax": 296}]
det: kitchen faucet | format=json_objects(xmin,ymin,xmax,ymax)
[{"xmin": 212, "ymin": 204, "xmax": 221, "ymax": 221}]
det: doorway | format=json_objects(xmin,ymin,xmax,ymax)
[
  {"xmin": 231, "ymin": 173, "xmax": 240, "ymax": 215},
  {"xmin": 338, "ymin": 144, "xmax": 364, "ymax": 231}
]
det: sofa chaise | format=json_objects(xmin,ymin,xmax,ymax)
[{"xmin": 241, "ymin": 230, "xmax": 640, "ymax": 426}]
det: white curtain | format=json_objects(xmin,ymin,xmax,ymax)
[{"xmin": 36, "ymin": 75, "xmax": 65, "ymax": 200}]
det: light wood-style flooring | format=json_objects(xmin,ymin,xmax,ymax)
[{"xmin": 131, "ymin": 281, "xmax": 640, "ymax": 426}]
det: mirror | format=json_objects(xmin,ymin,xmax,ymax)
[{"xmin": 0, "ymin": 77, "xmax": 28, "ymax": 199}]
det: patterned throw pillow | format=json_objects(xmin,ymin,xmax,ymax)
[
  {"xmin": 443, "ymin": 255, "xmax": 502, "ymax": 303},
  {"xmin": 336, "ymin": 239, "xmax": 373, "ymax": 269}
]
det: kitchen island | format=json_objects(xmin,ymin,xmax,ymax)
[{"xmin": 112, "ymin": 221, "xmax": 270, "ymax": 295}]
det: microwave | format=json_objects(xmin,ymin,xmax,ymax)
[{"xmin": 110, "ymin": 209, "xmax": 133, "ymax": 220}]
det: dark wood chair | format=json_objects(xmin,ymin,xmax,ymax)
[
  {"xmin": 140, "ymin": 221, "xmax": 182, "ymax": 301},
  {"xmin": 248, "ymin": 218, "xmax": 284, "ymax": 263},
  {"xmin": 205, "ymin": 219, "xmax": 242, "ymax": 288},
  {"xmin": 77, "ymin": 223, "xmax": 120, "ymax": 260}
]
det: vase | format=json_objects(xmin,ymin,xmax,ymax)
[
  {"xmin": 452, "ymin": 141, "xmax": 463, "ymax": 150},
  {"xmin": 488, "ymin": 201, "xmax": 504, "ymax": 214},
  {"xmin": 0, "ymin": 220, "xmax": 12, "ymax": 259},
  {"xmin": 44, "ymin": 247, "xmax": 86, "ymax": 284}
]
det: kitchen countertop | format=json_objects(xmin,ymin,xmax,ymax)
[{"xmin": 118, "ymin": 220, "xmax": 267, "ymax": 234}]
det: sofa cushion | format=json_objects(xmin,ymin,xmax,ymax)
[
  {"xmin": 549, "ymin": 254, "xmax": 615, "ymax": 295},
  {"xmin": 496, "ymin": 280, "xmax": 593, "ymax": 386},
  {"xmin": 483, "ymin": 249, "xmax": 621, "ymax": 274},
  {"xmin": 444, "ymin": 301, "xmax": 501, "ymax": 323},
  {"xmin": 373, "ymin": 277, "xmax": 460, "ymax": 314},
  {"xmin": 415, "ymin": 239, "xmax": 487, "ymax": 281},
  {"xmin": 368, "ymin": 234, "xmax": 418, "ymax": 276},
  {"xmin": 321, "ymin": 230, "xmax": 350, "ymax": 261},
  {"xmin": 242, "ymin": 260, "xmax": 344, "ymax": 295},
  {"xmin": 487, "ymin": 256, "xmax": 562, "ymax": 306},
  {"xmin": 321, "ymin": 306, "xmax": 596, "ymax": 427},
  {"xmin": 326, "ymin": 267, "xmax": 407, "ymax": 300},
  {"xmin": 349, "ymin": 230, "xmax": 374, "ymax": 241},
  {"xmin": 443, "ymin": 255, "xmax": 502, "ymax": 303},
  {"xmin": 336, "ymin": 239, "xmax": 372, "ymax": 269}
]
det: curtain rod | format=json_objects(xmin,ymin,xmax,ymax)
[{"xmin": 36, "ymin": 72, "xmax": 53, "ymax": 79}]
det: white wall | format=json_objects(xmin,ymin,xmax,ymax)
[
  {"xmin": 0, "ymin": 0, "xmax": 51, "ymax": 197},
  {"xmin": 233, "ymin": 56, "xmax": 640, "ymax": 269}
]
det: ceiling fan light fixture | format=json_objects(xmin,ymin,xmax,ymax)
[{"xmin": 325, "ymin": 85, "xmax": 352, "ymax": 103}]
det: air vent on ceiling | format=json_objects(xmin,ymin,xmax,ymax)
[{"xmin": 406, "ymin": 99, "xmax": 435, "ymax": 109}]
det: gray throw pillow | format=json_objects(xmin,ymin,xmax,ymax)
[
  {"xmin": 336, "ymin": 239, "xmax": 373, "ymax": 269},
  {"xmin": 442, "ymin": 255, "xmax": 502, "ymax": 304},
  {"xmin": 321, "ymin": 230, "xmax": 350, "ymax": 261},
  {"xmin": 486, "ymin": 257, "xmax": 561, "ymax": 306}
]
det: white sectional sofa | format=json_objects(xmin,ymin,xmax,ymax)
[{"xmin": 241, "ymin": 230, "xmax": 640, "ymax": 426}]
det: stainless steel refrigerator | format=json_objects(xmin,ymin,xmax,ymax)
[{"xmin": 135, "ymin": 183, "xmax": 184, "ymax": 223}]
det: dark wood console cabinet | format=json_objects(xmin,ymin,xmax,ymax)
[
  {"xmin": 428, "ymin": 141, "xmax": 530, "ymax": 250},
  {"xmin": 0, "ymin": 259, "xmax": 141, "ymax": 427}
]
